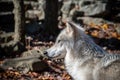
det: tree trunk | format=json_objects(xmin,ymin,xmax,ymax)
[
  {"xmin": 44, "ymin": 0, "xmax": 60, "ymax": 36},
  {"xmin": 13, "ymin": 0, "xmax": 25, "ymax": 44}
]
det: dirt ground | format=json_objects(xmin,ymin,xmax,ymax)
[{"xmin": 0, "ymin": 24, "xmax": 120, "ymax": 80}]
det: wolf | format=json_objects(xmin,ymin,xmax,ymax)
[{"xmin": 44, "ymin": 21, "xmax": 120, "ymax": 80}]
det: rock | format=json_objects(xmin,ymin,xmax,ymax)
[
  {"xmin": 78, "ymin": 0, "xmax": 107, "ymax": 16},
  {"xmin": 0, "ymin": 41, "xmax": 25, "ymax": 57},
  {"xmin": 61, "ymin": 0, "xmax": 120, "ymax": 17},
  {"xmin": 115, "ymin": 25, "xmax": 120, "ymax": 35},
  {"xmin": 61, "ymin": 0, "xmax": 72, "ymax": 19},
  {"xmin": 60, "ymin": 0, "xmax": 120, "ymax": 24},
  {"xmin": 0, "ymin": 49, "xmax": 48, "ymax": 74},
  {"xmin": 38, "ymin": 0, "xmax": 46, "ymax": 9},
  {"xmin": 25, "ymin": 9, "xmax": 45, "ymax": 20},
  {"xmin": 0, "ymin": 32, "xmax": 14, "ymax": 43},
  {"xmin": 21, "ymin": 48, "xmax": 46, "ymax": 57},
  {"xmin": 25, "ymin": 0, "xmax": 45, "ymax": 21},
  {"xmin": 77, "ymin": 17, "xmax": 114, "ymax": 25},
  {"xmin": 61, "ymin": 0, "xmax": 107, "ymax": 18},
  {"xmin": 0, "ymin": 57, "xmax": 48, "ymax": 74}
]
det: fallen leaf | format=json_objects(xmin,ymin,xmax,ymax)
[{"xmin": 101, "ymin": 24, "xmax": 108, "ymax": 30}]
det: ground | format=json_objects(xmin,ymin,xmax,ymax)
[{"xmin": 0, "ymin": 23, "xmax": 120, "ymax": 80}]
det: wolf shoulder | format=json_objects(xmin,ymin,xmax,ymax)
[
  {"xmin": 94, "ymin": 54, "xmax": 120, "ymax": 80},
  {"xmin": 98, "ymin": 54, "xmax": 120, "ymax": 68}
]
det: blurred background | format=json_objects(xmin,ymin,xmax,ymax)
[{"xmin": 0, "ymin": 0, "xmax": 120, "ymax": 79}]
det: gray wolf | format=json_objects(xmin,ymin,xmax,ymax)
[{"xmin": 44, "ymin": 21, "xmax": 120, "ymax": 80}]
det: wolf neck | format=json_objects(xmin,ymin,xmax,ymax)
[
  {"xmin": 64, "ymin": 41, "xmax": 106, "ymax": 80},
  {"xmin": 65, "ymin": 51, "xmax": 95, "ymax": 80},
  {"xmin": 76, "ymin": 29, "xmax": 108, "ymax": 58},
  {"xmin": 64, "ymin": 30, "xmax": 109, "ymax": 80}
]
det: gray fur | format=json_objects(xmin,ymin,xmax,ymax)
[{"xmin": 46, "ymin": 21, "xmax": 120, "ymax": 80}]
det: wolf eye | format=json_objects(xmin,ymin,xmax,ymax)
[{"xmin": 58, "ymin": 40, "xmax": 61, "ymax": 43}]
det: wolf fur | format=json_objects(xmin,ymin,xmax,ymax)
[{"xmin": 45, "ymin": 21, "xmax": 120, "ymax": 80}]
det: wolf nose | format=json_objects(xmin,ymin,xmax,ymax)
[{"xmin": 43, "ymin": 51, "xmax": 48, "ymax": 56}]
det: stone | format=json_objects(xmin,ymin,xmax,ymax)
[
  {"xmin": 25, "ymin": 9, "xmax": 45, "ymax": 20},
  {"xmin": 0, "ymin": 49, "xmax": 48, "ymax": 74},
  {"xmin": 77, "ymin": 17, "xmax": 114, "ymax": 25},
  {"xmin": 60, "ymin": 0, "xmax": 120, "ymax": 24}
]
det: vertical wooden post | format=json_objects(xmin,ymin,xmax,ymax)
[{"xmin": 13, "ymin": 0, "xmax": 25, "ymax": 44}]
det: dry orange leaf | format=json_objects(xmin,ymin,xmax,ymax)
[
  {"xmin": 118, "ymin": 37, "xmax": 120, "ymax": 40},
  {"xmin": 117, "ymin": 34, "xmax": 120, "ymax": 37},
  {"xmin": 90, "ymin": 22, "xmax": 96, "ymax": 27},
  {"xmin": 14, "ymin": 72, "xmax": 19, "ymax": 75},
  {"xmin": 89, "ymin": 23, "xmax": 100, "ymax": 29},
  {"xmin": 91, "ymin": 30, "xmax": 99, "ymax": 37},
  {"xmin": 94, "ymin": 25, "xmax": 100, "ymax": 29},
  {"xmin": 111, "ymin": 32, "xmax": 118, "ymax": 38},
  {"xmin": 101, "ymin": 24, "xmax": 108, "ymax": 30}
]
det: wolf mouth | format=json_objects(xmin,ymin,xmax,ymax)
[{"xmin": 49, "ymin": 53, "xmax": 62, "ymax": 59}]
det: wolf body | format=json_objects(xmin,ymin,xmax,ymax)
[{"xmin": 45, "ymin": 21, "xmax": 120, "ymax": 80}]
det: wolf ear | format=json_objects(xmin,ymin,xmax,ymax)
[
  {"xmin": 66, "ymin": 23, "xmax": 73, "ymax": 33},
  {"xmin": 66, "ymin": 21, "xmax": 78, "ymax": 34}
]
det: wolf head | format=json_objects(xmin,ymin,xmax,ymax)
[{"xmin": 44, "ymin": 21, "xmax": 87, "ymax": 59}]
